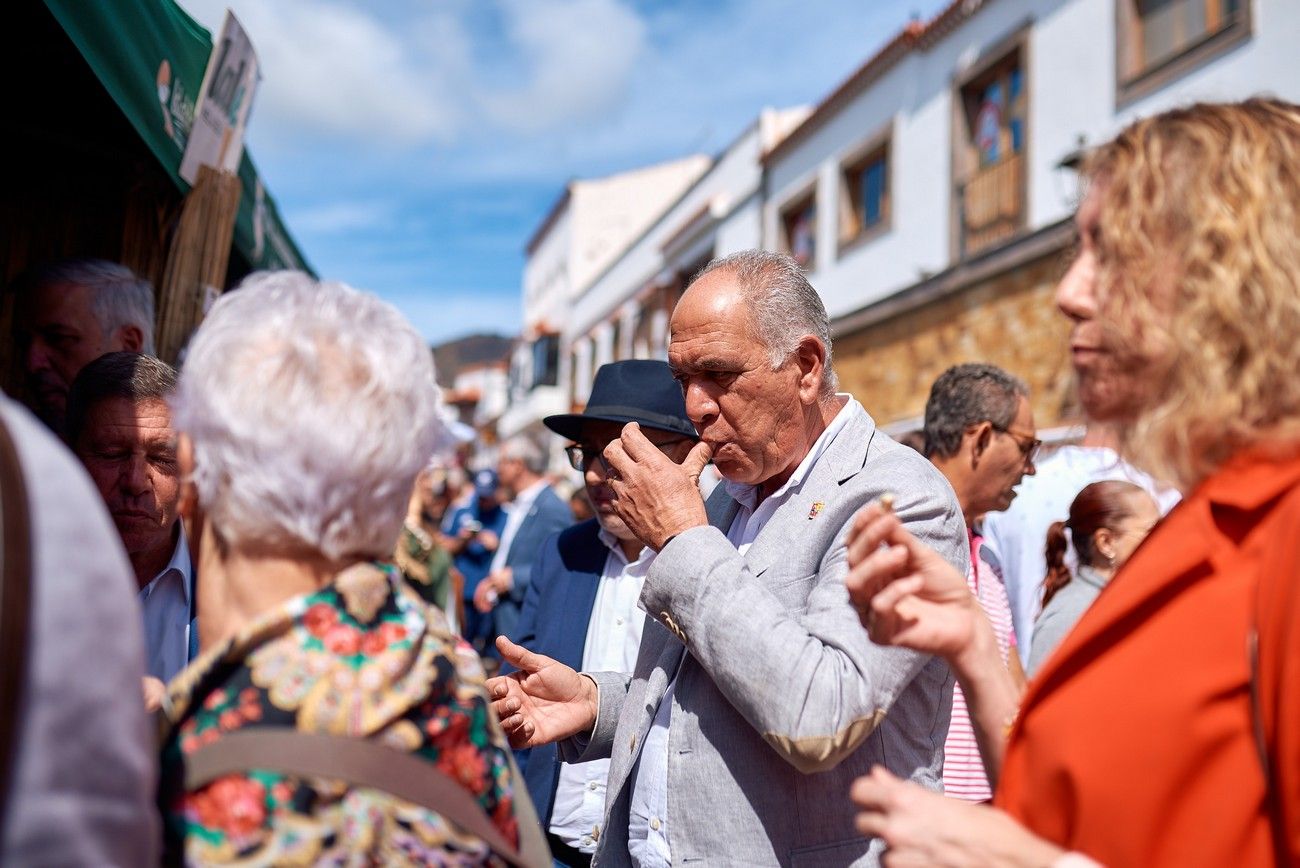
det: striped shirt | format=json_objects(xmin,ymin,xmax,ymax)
[{"xmin": 943, "ymin": 532, "xmax": 1017, "ymax": 802}]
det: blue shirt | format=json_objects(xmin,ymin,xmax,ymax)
[{"xmin": 137, "ymin": 524, "xmax": 195, "ymax": 682}]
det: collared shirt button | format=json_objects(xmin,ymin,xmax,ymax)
[
  {"xmin": 650, "ymin": 817, "xmax": 661, "ymax": 831},
  {"xmin": 582, "ymin": 836, "xmax": 592, "ymax": 846},
  {"xmin": 615, "ymin": 616, "xmax": 624, "ymax": 625},
  {"xmin": 588, "ymin": 781, "xmax": 598, "ymax": 791}
]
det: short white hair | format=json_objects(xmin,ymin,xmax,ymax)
[
  {"xmin": 171, "ymin": 271, "xmax": 446, "ymax": 561},
  {"xmin": 22, "ymin": 259, "xmax": 156, "ymax": 355}
]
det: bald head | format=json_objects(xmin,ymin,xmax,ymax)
[{"xmin": 680, "ymin": 250, "xmax": 837, "ymax": 398}]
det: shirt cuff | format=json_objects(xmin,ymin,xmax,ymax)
[{"xmin": 581, "ymin": 672, "xmax": 600, "ymax": 737}]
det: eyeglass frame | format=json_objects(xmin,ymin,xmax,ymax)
[
  {"xmin": 990, "ymin": 422, "xmax": 1042, "ymax": 465},
  {"xmin": 564, "ymin": 435, "xmax": 695, "ymax": 473}
]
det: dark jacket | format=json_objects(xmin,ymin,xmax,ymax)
[{"xmin": 509, "ymin": 518, "xmax": 606, "ymax": 824}]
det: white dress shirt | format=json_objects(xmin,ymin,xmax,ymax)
[
  {"xmin": 489, "ymin": 479, "xmax": 548, "ymax": 575},
  {"xmin": 549, "ymin": 529, "xmax": 652, "ymax": 853},
  {"xmin": 626, "ymin": 397, "xmax": 859, "ymax": 867},
  {"xmin": 137, "ymin": 524, "xmax": 193, "ymax": 682}
]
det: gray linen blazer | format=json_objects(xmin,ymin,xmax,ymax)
[{"xmin": 562, "ymin": 404, "xmax": 968, "ymax": 867}]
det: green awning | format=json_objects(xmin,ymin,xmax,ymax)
[{"xmin": 42, "ymin": 0, "xmax": 312, "ymax": 275}]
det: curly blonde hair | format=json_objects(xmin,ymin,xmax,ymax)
[{"xmin": 1084, "ymin": 98, "xmax": 1300, "ymax": 491}]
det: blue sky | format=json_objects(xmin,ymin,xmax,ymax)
[{"xmin": 180, "ymin": 0, "xmax": 950, "ymax": 345}]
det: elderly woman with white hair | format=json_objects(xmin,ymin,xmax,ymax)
[{"xmin": 157, "ymin": 272, "xmax": 547, "ymax": 866}]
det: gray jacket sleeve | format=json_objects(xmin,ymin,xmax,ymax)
[
  {"xmin": 640, "ymin": 468, "xmax": 967, "ymax": 774},
  {"xmin": 557, "ymin": 670, "xmax": 631, "ymax": 763}
]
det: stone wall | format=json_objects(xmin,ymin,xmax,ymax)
[{"xmin": 834, "ymin": 249, "xmax": 1080, "ymax": 432}]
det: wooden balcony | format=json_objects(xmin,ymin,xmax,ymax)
[{"xmin": 958, "ymin": 152, "xmax": 1025, "ymax": 258}]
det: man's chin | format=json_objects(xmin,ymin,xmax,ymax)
[{"xmin": 594, "ymin": 512, "xmax": 630, "ymax": 537}]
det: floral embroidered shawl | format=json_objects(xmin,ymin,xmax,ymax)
[{"xmin": 159, "ymin": 562, "xmax": 520, "ymax": 866}]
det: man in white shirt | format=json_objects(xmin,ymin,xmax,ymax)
[
  {"xmin": 489, "ymin": 250, "xmax": 967, "ymax": 866},
  {"xmin": 473, "ymin": 436, "xmax": 573, "ymax": 647},
  {"xmin": 66, "ymin": 352, "xmax": 194, "ymax": 704},
  {"xmin": 511, "ymin": 359, "xmax": 700, "ymax": 866}
]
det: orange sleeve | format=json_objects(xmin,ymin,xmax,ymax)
[{"xmin": 1257, "ymin": 488, "xmax": 1300, "ymax": 863}]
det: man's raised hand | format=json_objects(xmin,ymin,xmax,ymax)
[
  {"xmin": 602, "ymin": 422, "xmax": 712, "ymax": 550},
  {"xmin": 486, "ymin": 637, "xmax": 600, "ymax": 749}
]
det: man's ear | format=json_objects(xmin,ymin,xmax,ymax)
[
  {"xmin": 115, "ymin": 323, "xmax": 145, "ymax": 354},
  {"xmin": 793, "ymin": 335, "xmax": 827, "ymax": 404},
  {"xmin": 969, "ymin": 422, "xmax": 994, "ymax": 464}
]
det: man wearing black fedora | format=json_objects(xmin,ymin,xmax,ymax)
[{"xmin": 509, "ymin": 359, "xmax": 699, "ymax": 867}]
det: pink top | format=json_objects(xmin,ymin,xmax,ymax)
[{"xmin": 943, "ymin": 532, "xmax": 1017, "ymax": 802}]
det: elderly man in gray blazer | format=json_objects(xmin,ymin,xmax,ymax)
[{"xmin": 490, "ymin": 250, "xmax": 968, "ymax": 867}]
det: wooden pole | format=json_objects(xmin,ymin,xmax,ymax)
[{"xmin": 156, "ymin": 165, "xmax": 241, "ymax": 364}]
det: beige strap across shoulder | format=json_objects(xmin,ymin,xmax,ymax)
[{"xmin": 185, "ymin": 728, "xmax": 551, "ymax": 868}]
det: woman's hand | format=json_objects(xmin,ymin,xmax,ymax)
[
  {"xmin": 844, "ymin": 502, "xmax": 981, "ymax": 659},
  {"xmin": 851, "ymin": 766, "xmax": 1067, "ymax": 867}
]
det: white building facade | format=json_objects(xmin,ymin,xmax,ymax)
[
  {"xmin": 763, "ymin": 0, "xmax": 1295, "ymax": 430},
  {"xmin": 519, "ymin": 0, "xmax": 1294, "ymax": 433}
]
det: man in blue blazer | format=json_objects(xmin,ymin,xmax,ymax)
[
  {"xmin": 473, "ymin": 437, "xmax": 573, "ymax": 648},
  {"xmin": 511, "ymin": 360, "xmax": 699, "ymax": 867}
]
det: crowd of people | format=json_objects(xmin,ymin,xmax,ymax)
[{"xmin": 0, "ymin": 97, "xmax": 1296, "ymax": 866}]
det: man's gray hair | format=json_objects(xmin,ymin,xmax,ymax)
[
  {"xmin": 65, "ymin": 352, "xmax": 177, "ymax": 446},
  {"xmin": 691, "ymin": 250, "xmax": 838, "ymax": 397},
  {"xmin": 500, "ymin": 436, "xmax": 547, "ymax": 475},
  {"xmin": 171, "ymin": 271, "xmax": 447, "ymax": 562},
  {"xmin": 923, "ymin": 363, "xmax": 1029, "ymax": 459},
  {"xmin": 18, "ymin": 259, "xmax": 156, "ymax": 355}
]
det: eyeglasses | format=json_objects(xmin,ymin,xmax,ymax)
[
  {"xmin": 565, "ymin": 437, "xmax": 692, "ymax": 473},
  {"xmin": 993, "ymin": 424, "xmax": 1042, "ymax": 465}
]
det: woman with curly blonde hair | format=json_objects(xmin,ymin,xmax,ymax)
[{"xmin": 843, "ymin": 98, "xmax": 1300, "ymax": 866}]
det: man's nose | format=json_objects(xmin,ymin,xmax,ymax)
[
  {"xmin": 585, "ymin": 453, "xmax": 609, "ymax": 486},
  {"xmin": 120, "ymin": 453, "xmax": 151, "ymax": 494},
  {"xmin": 683, "ymin": 381, "xmax": 717, "ymax": 426},
  {"xmin": 25, "ymin": 337, "xmax": 53, "ymax": 373}
]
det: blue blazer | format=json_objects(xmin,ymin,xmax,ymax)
[
  {"xmin": 494, "ymin": 484, "xmax": 573, "ymax": 643},
  {"xmin": 509, "ymin": 518, "xmax": 607, "ymax": 825}
]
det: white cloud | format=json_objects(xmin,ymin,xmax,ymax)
[
  {"xmin": 182, "ymin": 0, "xmax": 466, "ymax": 146},
  {"xmin": 481, "ymin": 0, "xmax": 647, "ymax": 133},
  {"xmin": 177, "ymin": 0, "xmax": 647, "ymax": 148},
  {"xmin": 288, "ymin": 199, "xmax": 394, "ymax": 235}
]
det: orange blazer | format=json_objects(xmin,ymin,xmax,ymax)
[{"xmin": 995, "ymin": 449, "xmax": 1300, "ymax": 866}]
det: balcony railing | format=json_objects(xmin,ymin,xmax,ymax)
[{"xmin": 957, "ymin": 152, "xmax": 1025, "ymax": 258}]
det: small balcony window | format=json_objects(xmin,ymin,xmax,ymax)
[{"xmin": 955, "ymin": 48, "xmax": 1027, "ymax": 258}]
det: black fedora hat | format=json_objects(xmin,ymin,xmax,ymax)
[{"xmin": 544, "ymin": 359, "xmax": 697, "ymax": 441}]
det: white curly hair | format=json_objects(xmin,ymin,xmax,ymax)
[{"xmin": 171, "ymin": 271, "xmax": 448, "ymax": 561}]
